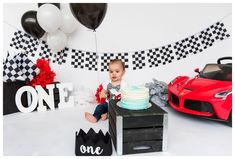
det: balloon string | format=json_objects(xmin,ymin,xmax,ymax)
[
  {"xmin": 94, "ymin": 30, "xmax": 98, "ymax": 54},
  {"xmin": 94, "ymin": 30, "xmax": 100, "ymax": 85}
]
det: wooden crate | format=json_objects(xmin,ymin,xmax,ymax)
[{"xmin": 108, "ymin": 100, "xmax": 168, "ymax": 155}]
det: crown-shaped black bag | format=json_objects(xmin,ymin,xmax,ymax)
[{"xmin": 75, "ymin": 128, "xmax": 112, "ymax": 156}]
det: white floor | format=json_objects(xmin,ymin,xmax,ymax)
[{"xmin": 3, "ymin": 102, "xmax": 232, "ymax": 156}]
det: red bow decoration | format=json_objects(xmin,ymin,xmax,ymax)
[
  {"xmin": 95, "ymin": 84, "xmax": 106, "ymax": 104},
  {"xmin": 29, "ymin": 58, "xmax": 56, "ymax": 88},
  {"xmin": 115, "ymin": 94, "xmax": 121, "ymax": 101}
]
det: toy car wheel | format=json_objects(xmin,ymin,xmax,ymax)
[{"xmin": 227, "ymin": 111, "xmax": 232, "ymax": 127}]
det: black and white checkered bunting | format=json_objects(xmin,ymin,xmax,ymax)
[
  {"xmin": 9, "ymin": 30, "xmax": 39, "ymax": 57},
  {"xmin": 100, "ymin": 53, "xmax": 114, "ymax": 72},
  {"xmin": 8, "ymin": 20, "xmax": 230, "ymax": 72},
  {"xmin": 173, "ymin": 40, "xmax": 188, "ymax": 60},
  {"xmin": 173, "ymin": 35, "xmax": 203, "ymax": 60},
  {"xmin": 147, "ymin": 45, "xmax": 174, "ymax": 67},
  {"xmin": 210, "ymin": 22, "xmax": 230, "ymax": 40},
  {"xmin": 132, "ymin": 51, "xmax": 145, "ymax": 70},
  {"xmin": 100, "ymin": 53, "xmax": 129, "ymax": 71},
  {"xmin": 52, "ymin": 47, "xmax": 69, "ymax": 65},
  {"xmin": 115, "ymin": 53, "xmax": 129, "ymax": 69},
  {"xmin": 185, "ymin": 35, "xmax": 203, "ymax": 54},
  {"xmin": 14, "ymin": 53, "xmax": 40, "ymax": 82},
  {"xmin": 39, "ymin": 41, "xmax": 53, "ymax": 60},
  {"xmin": 71, "ymin": 49, "xmax": 85, "ymax": 69},
  {"xmin": 198, "ymin": 27, "xmax": 215, "ymax": 49},
  {"xmin": 84, "ymin": 52, "xmax": 98, "ymax": 71},
  {"xmin": 3, "ymin": 53, "xmax": 22, "ymax": 83}
]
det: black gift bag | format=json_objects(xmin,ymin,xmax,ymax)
[
  {"xmin": 3, "ymin": 81, "xmax": 27, "ymax": 115},
  {"xmin": 75, "ymin": 128, "xmax": 112, "ymax": 156}
]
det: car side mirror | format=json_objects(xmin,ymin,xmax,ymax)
[{"xmin": 194, "ymin": 68, "xmax": 200, "ymax": 73}]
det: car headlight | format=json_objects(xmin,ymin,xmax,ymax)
[{"xmin": 214, "ymin": 89, "xmax": 232, "ymax": 98}]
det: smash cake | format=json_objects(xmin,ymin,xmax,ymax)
[{"xmin": 118, "ymin": 86, "xmax": 150, "ymax": 110}]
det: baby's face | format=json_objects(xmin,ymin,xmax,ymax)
[{"xmin": 108, "ymin": 62, "xmax": 125, "ymax": 83}]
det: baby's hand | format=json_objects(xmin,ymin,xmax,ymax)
[{"xmin": 100, "ymin": 89, "xmax": 107, "ymax": 98}]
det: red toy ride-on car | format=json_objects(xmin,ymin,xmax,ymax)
[{"xmin": 168, "ymin": 57, "xmax": 232, "ymax": 126}]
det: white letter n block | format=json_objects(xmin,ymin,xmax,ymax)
[{"xmin": 36, "ymin": 84, "xmax": 55, "ymax": 112}]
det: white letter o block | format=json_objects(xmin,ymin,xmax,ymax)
[{"xmin": 15, "ymin": 86, "xmax": 38, "ymax": 113}]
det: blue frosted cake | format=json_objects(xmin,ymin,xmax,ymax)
[{"xmin": 119, "ymin": 86, "xmax": 150, "ymax": 110}]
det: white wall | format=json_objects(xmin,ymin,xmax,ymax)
[{"xmin": 3, "ymin": 3, "xmax": 232, "ymax": 90}]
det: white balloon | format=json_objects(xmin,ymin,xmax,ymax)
[
  {"xmin": 37, "ymin": 4, "xmax": 62, "ymax": 33},
  {"xmin": 47, "ymin": 30, "xmax": 67, "ymax": 52},
  {"xmin": 60, "ymin": 8, "xmax": 78, "ymax": 34}
]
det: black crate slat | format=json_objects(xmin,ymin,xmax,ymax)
[
  {"xmin": 123, "ymin": 115, "xmax": 164, "ymax": 128},
  {"xmin": 109, "ymin": 112, "xmax": 117, "ymax": 136},
  {"xmin": 123, "ymin": 140, "xmax": 162, "ymax": 155},
  {"xmin": 109, "ymin": 122, "xmax": 117, "ymax": 150},
  {"xmin": 123, "ymin": 127, "xmax": 163, "ymax": 142}
]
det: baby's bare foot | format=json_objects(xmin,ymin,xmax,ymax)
[
  {"xmin": 85, "ymin": 112, "xmax": 97, "ymax": 123},
  {"xmin": 101, "ymin": 113, "xmax": 108, "ymax": 121}
]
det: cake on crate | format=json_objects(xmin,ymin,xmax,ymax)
[
  {"xmin": 108, "ymin": 100, "xmax": 168, "ymax": 155},
  {"xmin": 118, "ymin": 86, "xmax": 150, "ymax": 110}
]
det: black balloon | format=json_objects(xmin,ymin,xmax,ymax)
[
  {"xmin": 38, "ymin": 3, "xmax": 60, "ymax": 9},
  {"xmin": 70, "ymin": 3, "xmax": 107, "ymax": 30},
  {"xmin": 21, "ymin": 10, "xmax": 45, "ymax": 39}
]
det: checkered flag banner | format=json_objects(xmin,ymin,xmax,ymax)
[
  {"xmin": 71, "ymin": 49, "xmax": 85, "ymax": 69},
  {"xmin": 210, "ymin": 22, "xmax": 230, "ymax": 40},
  {"xmin": 147, "ymin": 45, "xmax": 175, "ymax": 67},
  {"xmin": 3, "ymin": 53, "xmax": 22, "ymax": 83},
  {"xmin": 84, "ymin": 51, "xmax": 98, "ymax": 71},
  {"xmin": 53, "ymin": 47, "xmax": 69, "ymax": 65},
  {"xmin": 71, "ymin": 49, "xmax": 99, "ymax": 71},
  {"xmin": 132, "ymin": 51, "xmax": 146, "ymax": 70},
  {"xmin": 100, "ymin": 52, "xmax": 129, "ymax": 71},
  {"xmin": 198, "ymin": 22, "xmax": 230, "ymax": 49},
  {"xmin": 9, "ymin": 30, "xmax": 39, "ymax": 57},
  {"xmin": 39, "ymin": 40, "xmax": 54, "ymax": 60},
  {"xmin": 173, "ymin": 36, "xmax": 203, "ymax": 60},
  {"xmin": 13, "ymin": 53, "xmax": 40, "ymax": 82}
]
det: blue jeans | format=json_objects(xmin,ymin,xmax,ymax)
[{"xmin": 93, "ymin": 102, "xmax": 108, "ymax": 121}]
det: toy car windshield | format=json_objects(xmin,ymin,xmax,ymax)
[{"xmin": 199, "ymin": 64, "xmax": 232, "ymax": 81}]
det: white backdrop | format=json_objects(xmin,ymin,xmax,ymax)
[
  {"xmin": 2, "ymin": 3, "xmax": 232, "ymax": 156},
  {"xmin": 3, "ymin": 3, "xmax": 232, "ymax": 90}
]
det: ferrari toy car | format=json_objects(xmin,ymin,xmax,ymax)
[{"xmin": 168, "ymin": 57, "xmax": 232, "ymax": 126}]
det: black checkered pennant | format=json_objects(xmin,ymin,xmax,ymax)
[
  {"xmin": 132, "ymin": 51, "xmax": 146, "ymax": 70},
  {"xmin": 147, "ymin": 45, "xmax": 174, "ymax": 67},
  {"xmin": 3, "ymin": 52, "xmax": 22, "ymax": 83},
  {"xmin": 173, "ymin": 36, "xmax": 203, "ymax": 60},
  {"xmin": 100, "ymin": 52, "xmax": 129, "ymax": 71},
  {"xmin": 84, "ymin": 51, "xmax": 98, "ymax": 71},
  {"xmin": 9, "ymin": 30, "xmax": 39, "ymax": 57},
  {"xmin": 114, "ymin": 52, "xmax": 129, "ymax": 69},
  {"xmin": 198, "ymin": 27, "xmax": 215, "ymax": 49},
  {"xmin": 39, "ymin": 41, "xmax": 54, "ymax": 60},
  {"xmin": 210, "ymin": 22, "xmax": 230, "ymax": 40},
  {"xmin": 52, "ymin": 47, "xmax": 69, "ymax": 65},
  {"xmin": 14, "ymin": 53, "xmax": 40, "ymax": 82},
  {"xmin": 185, "ymin": 35, "xmax": 203, "ymax": 55},
  {"xmin": 100, "ymin": 53, "xmax": 114, "ymax": 71},
  {"xmin": 71, "ymin": 49, "xmax": 85, "ymax": 69}
]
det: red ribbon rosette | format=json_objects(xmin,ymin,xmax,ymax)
[
  {"xmin": 95, "ymin": 84, "xmax": 106, "ymax": 104},
  {"xmin": 29, "ymin": 58, "xmax": 56, "ymax": 88},
  {"xmin": 115, "ymin": 94, "xmax": 121, "ymax": 101}
]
